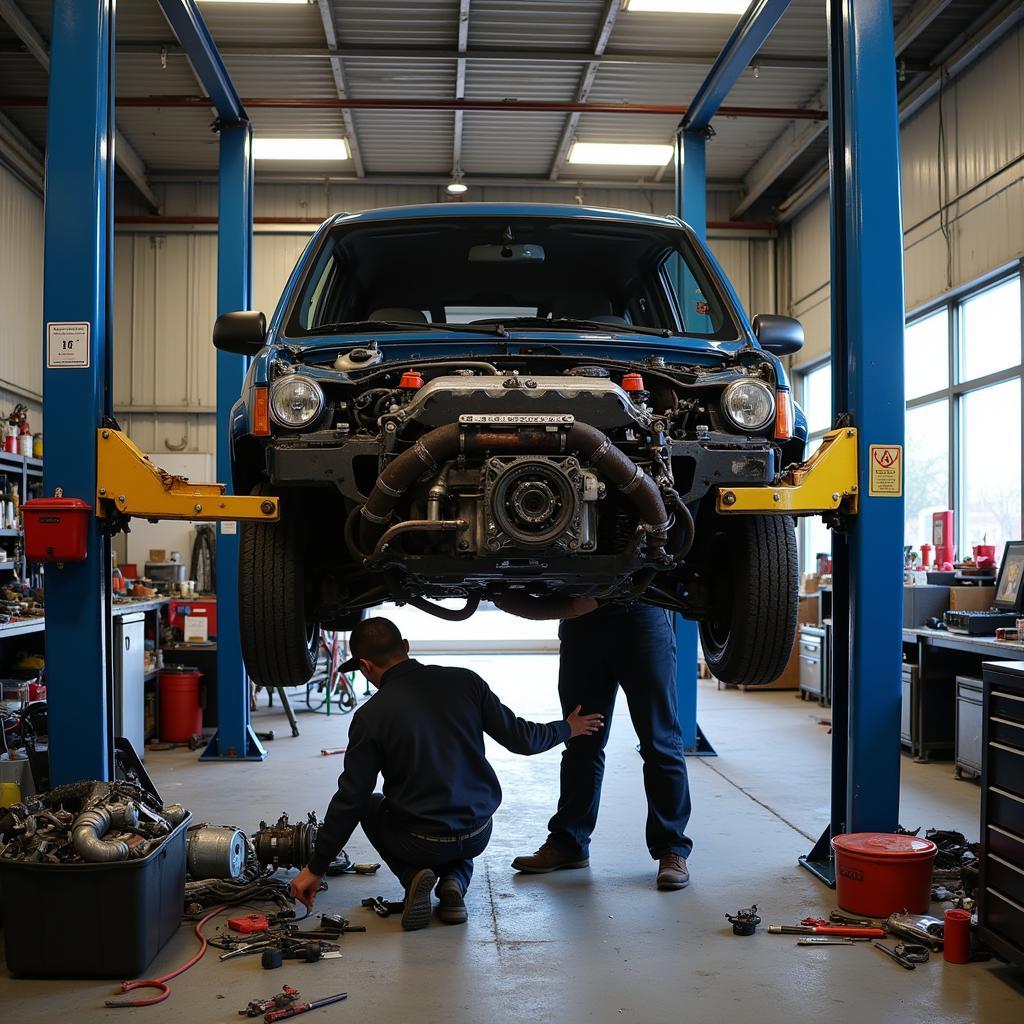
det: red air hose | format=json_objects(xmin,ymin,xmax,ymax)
[{"xmin": 105, "ymin": 904, "xmax": 228, "ymax": 1008}]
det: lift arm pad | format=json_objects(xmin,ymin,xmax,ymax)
[
  {"xmin": 716, "ymin": 427, "xmax": 859, "ymax": 516},
  {"xmin": 96, "ymin": 429, "xmax": 279, "ymax": 522}
]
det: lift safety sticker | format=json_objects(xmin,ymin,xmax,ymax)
[
  {"xmin": 869, "ymin": 444, "xmax": 902, "ymax": 497},
  {"xmin": 46, "ymin": 322, "xmax": 90, "ymax": 369}
]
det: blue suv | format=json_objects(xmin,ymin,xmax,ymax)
[{"xmin": 214, "ymin": 204, "xmax": 807, "ymax": 688}]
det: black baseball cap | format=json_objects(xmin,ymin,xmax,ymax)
[{"xmin": 336, "ymin": 617, "xmax": 405, "ymax": 675}]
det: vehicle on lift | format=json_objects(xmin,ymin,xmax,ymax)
[{"xmin": 215, "ymin": 204, "xmax": 807, "ymax": 689}]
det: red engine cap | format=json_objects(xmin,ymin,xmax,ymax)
[
  {"xmin": 621, "ymin": 372, "xmax": 645, "ymax": 392},
  {"xmin": 399, "ymin": 369, "xmax": 424, "ymax": 389}
]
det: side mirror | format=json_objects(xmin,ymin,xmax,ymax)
[
  {"xmin": 752, "ymin": 313, "xmax": 804, "ymax": 356},
  {"xmin": 213, "ymin": 311, "xmax": 267, "ymax": 355}
]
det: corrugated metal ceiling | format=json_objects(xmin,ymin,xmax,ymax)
[{"xmin": 0, "ymin": 0, "xmax": 994, "ymax": 213}]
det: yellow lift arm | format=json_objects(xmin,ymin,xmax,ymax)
[
  {"xmin": 717, "ymin": 427, "xmax": 859, "ymax": 516},
  {"xmin": 96, "ymin": 428, "xmax": 279, "ymax": 523}
]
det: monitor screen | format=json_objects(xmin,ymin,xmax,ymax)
[{"xmin": 994, "ymin": 540, "xmax": 1024, "ymax": 611}]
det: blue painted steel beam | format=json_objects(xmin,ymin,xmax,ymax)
[
  {"xmin": 683, "ymin": 0, "xmax": 792, "ymax": 131},
  {"xmin": 41, "ymin": 0, "xmax": 116, "ymax": 784},
  {"xmin": 202, "ymin": 121, "xmax": 266, "ymax": 762},
  {"xmin": 802, "ymin": 0, "xmax": 905, "ymax": 884},
  {"xmin": 674, "ymin": 128, "xmax": 715, "ymax": 757},
  {"xmin": 156, "ymin": 0, "xmax": 245, "ymax": 122}
]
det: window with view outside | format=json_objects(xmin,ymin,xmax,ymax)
[
  {"xmin": 961, "ymin": 380, "xmax": 1021, "ymax": 561},
  {"xmin": 799, "ymin": 362, "xmax": 832, "ymax": 574},
  {"xmin": 905, "ymin": 309, "xmax": 948, "ymax": 399},
  {"xmin": 960, "ymin": 277, "xmax": 1022, "ymax": 382},
  {"xmin": 904, "ymin": 400, "xmax": 949, "ymax": 550}
]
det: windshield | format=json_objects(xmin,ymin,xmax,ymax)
[{"xmin": 283, "ymin": 215, "xmax": 741, "ymax": 342}]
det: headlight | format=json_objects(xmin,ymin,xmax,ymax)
[
  {"xmin": 721, "ymin": 379, "xmax": 775, "ymax": 432},
  {"xmin": 270, "ymin": 376, "xmax": 324, "ymax": 428}
]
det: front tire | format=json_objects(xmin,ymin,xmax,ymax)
[
  {"xmin": 239, "ymin": 485, "xmax": 319, "ymax": 687},
  {"xmin": 698, "ymin": 514, "xmax": 799, "ymax": 685}
]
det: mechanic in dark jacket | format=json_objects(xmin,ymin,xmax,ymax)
[{"xmin": 290, "ymin": 617, "xmax": 603, "ymax": 930}]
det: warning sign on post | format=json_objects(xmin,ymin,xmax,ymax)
[
  {"xmin": 46, "ymin": 322, "xmax": 90, "ymax": 368},
  {"xmin": 869, "ymin": 444, "xmax": 903, "ymax": 497}
]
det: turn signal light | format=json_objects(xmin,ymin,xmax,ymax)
[
  {"xmin": 774, "ymin": 387, "xmax": 794, "ymax": 441},
  {"xmin": 253, "ymin": 386, "xmax": 271, "ymax": 437}
]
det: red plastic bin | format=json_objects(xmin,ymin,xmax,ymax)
[
  {"xmin": 21, "ymin": 498, "xmax": 92, "ymax": 562},
  {"xmin": 832, "ymin": 832, "xmax": 937, "ymax": 916},
  {"xmin": 159, "ymin": 667, "xmax": 203, "ymax": 743}
]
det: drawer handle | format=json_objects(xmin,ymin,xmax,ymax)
[
  {"xmin": 991, "ymin": 786, "xmax": 1024, "ymax": 806},
  {"xmin": 989, "ymin": 824, "xmax": 1024, "ymax": 846},
  {"xmin": 800, "ymin": 657, "xmax": 819, "ymax": 665},
  {"xmin": 991, "ymin": 716, "xmax": 1024, "ymax": 732},
  {"xmin": 993, "ymin": 690, "xmax": 1024, "ymax": 704},
  {"xmin": 990, "ymin": 853, "xmax": 1024, "ymax": 878},
  {"xmin": 990, "ymin": 740, "xmax": 1024, "ymax": 759},
  {"xmin": 987, "ymin": 887, "xmax": 1024, "ymax": 915}
]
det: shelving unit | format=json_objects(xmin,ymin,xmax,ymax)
[{"xmin": 0, "ymin": 449, "xmax": 44, "ymax": 583}]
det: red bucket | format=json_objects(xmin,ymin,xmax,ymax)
[
  {"xmin": 159, "ymin": 667, "xmax": 203, "ymax": 743},
  {"xmin": 831, "ymin": 832, "xmax": 937, "ymax": 916}
]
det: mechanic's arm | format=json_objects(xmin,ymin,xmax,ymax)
[
  {"xmin": 493, "ymin": 595, "xmax": 598, "ymax": 621},
  {"xmin": 478, "ymin": 676, "xmax": 603, "ymax": 755},
  {"xmin": 291, "ymin": 715, "xmax": 380, "ymax": 909}
]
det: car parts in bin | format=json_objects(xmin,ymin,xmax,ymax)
[{"xmin": 187, "ymin": 824, "xmax": 248, "ymax": 880}]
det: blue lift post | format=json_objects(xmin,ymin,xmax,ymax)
[
  {"xmin": 157, "ymin": 2, "xmax": 264, "ymax": 759},
  {"xmin": 671, "ymin": 0, "xmax": 792, "ymax": 756},
  {"xmin": 41, "ymin": 0, "xmax": 116, "ymax": 784},
  {"xmin": 800, "ymin": 0, "xmax": 906, "ymax": 885}
]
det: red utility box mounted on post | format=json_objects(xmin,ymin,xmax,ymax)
[{"xmin": 21, "ymin": 497, "xmax": 92, "ymax": 563}]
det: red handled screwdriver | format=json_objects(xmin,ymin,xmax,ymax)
[
  {"xmin": 265, "ymin": 992, "xmax": 347, "ymax": 1022},
  {"xmin": 768, "ymin": 924, "xmax": 886, "ymax": 938}
]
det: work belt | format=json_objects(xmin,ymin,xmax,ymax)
[{"xmin": 409, "ymin": 819, "xmax": 491, "ymax": 844}]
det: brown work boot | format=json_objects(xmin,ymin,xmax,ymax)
[
  {"xmin": 435, "ymin": 879, "xmax": 468, "ymax": 925},
  {"xmin": 401, "ymin": 868, "xmax": 437, "ymax": 931},
  {"xmin": 511, "ymin": 841, "xmax": 589, "ymax": 874},
  {"xmin": 656, "ymin": 853, "xmax": 690, "ymax": 890}
]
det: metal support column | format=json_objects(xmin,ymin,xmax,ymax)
[
  {"xmin": 801, "ymin": 0, "xmax": 905, "ymax": 885},
  {"xmin": 673, "ymin": 127, "xmax": 715, "ymax": 756},
  {"xmin": 41, "ymin": 0, "xmax": 116, "ymax": 784},
  {"xmin": 202, "ymin": 120, "xmax": 266, "ymax": 761}
]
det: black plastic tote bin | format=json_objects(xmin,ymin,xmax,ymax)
[{"xmin": 0, "ymin": 812, "xmax": 190, "ymax": 978}]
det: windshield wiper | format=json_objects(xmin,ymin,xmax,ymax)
[
  {"xmin": 305, "ymin": 320, "xmax": 506, "ymax": 336},
  {"xmin": 490, "ymin": 317, "xmax": 673, "ymax": 338}
]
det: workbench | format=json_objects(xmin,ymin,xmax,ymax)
[
  {"xmin": 902, "ymin": 627, "xmax": 1024, "ymax": 762},
  {"xmin": 0, "ymin": 596, "xmax": 170, "ymax": 642}
]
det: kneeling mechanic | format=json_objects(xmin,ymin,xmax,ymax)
[{"xmin": 291, "ymin": 617, "xmax": 603, "ymax": 929}]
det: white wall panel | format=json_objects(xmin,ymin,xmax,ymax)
[{"xmin": 0, "ymin": 165, "xmax": 43, "ymax": 412}]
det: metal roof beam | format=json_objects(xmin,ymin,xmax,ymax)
[
  {"xmin": 0, "ymin": 109, "xmax": 43, "ymax": 192},
  {"xmin": 452, "ymin": 0, "xmax": 471, "ymax": 178},
  {"xmin": 0, "ymin": 0, "xmax": 159, "ymax": 209},
  {"xmin": 732, "ymin": 0, "xmax": 961, "ymax": 219},
  {"xmin": 316, "ymin": 0, "xmax": 365, "ymax": 177},
  {"xmin": 683, "ymin": 0, "xmax": 792, "ymax": 132},
  {"xmin": 155, "ymin": 0, "xmax": 244, "ymax": 123},
  {"xmin": 106, "ymin": 42, "xmax": 830, "ymax": 72},
  {"xmin": 777, "ymin": 0, "xmax": 1024, "ymax": 221},
  {"xmin": 548, "ymin": 0, "xmax": 619, "ymax": 181}
]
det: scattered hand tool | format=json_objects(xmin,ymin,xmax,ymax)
[
  {"xmin": 769, "ymin": 924, "xmax": 886, "ymax": 938},
  {"xmin": 725, "ymin": 904, "xmax": 761, "ymax": 936},
  {"xmin": 290, "ymin": 914, "xmax": 367, "ymax": 939},
  {"xmin": 239, "ymin": 986, "xmax": 301, "ymax": 1017},
  {"xmin": 264, "ymin": 991, "xmax": 348, "ymax": 1022},
  {"xmin": 797, "ymin": 937, "xmax": 864, "ymax": 945},
  {"xmin": 829, "ymin": 910, "xmax": 879, "ymax": 928},
  {"xmin": 320, "ymin": 747, "xmax": 346, "ymax": 756},
  {"xmin": 873, "ymin": 941, "xmax": 930, "ymax": 970},
  {"xmin": 230, "ymin": 914, "xmax": 271, "ymax": 934},
  {"xmin": 221, "ymin": 941, "xmax": 274, "ymax": 962},
  {"xmin": 361, "ymin": 896, "xmax": 405, "ymax": 918}
]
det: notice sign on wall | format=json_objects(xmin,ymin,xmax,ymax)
[
  {"xmin": 46, "ymin": 322, "xmax": 90, "ymax": 368},
  {"xmin": 869, "ymin": 444, "xmax": 903, "ymax": 497}
]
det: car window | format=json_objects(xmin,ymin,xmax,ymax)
[
  {"xmin": 300, "ymin": 245, "xmax": 341, "ymax": 330},
  {"xmin": 661, "ymin": 251, "xmax": 724, "ymax": 336},
  {"xmin": 445, "ymin": 305, "xmax": 539, "ymax": 323}
]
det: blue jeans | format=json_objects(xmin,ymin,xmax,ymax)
[
  {"xmin": 547, "ymin": 605, "xmax": 693, "ymax": 860},
  {"xmin": 360, "ymin": 794, "xmax": 492, "ymax": 894}
]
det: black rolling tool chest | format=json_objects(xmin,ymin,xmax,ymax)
[{"xmin": 979, "ymin": 660, "xmax": 1024, "ymax": 970}]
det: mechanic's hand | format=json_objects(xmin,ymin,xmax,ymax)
[
  {"xmin": 290, "ymin": 867, "xmax": 324, "ymax": 911},
  {"xmin": 494, "ymin": 595, "xmax": 599, "ymax": 621},
  {"xmin": 566, "ymin": 704, "xmax": 605, "ymax": 739}
]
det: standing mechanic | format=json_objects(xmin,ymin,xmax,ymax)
[
  {"xmin": 497, "ymin": 597, "xmax": 692, "ymax": 890},
  {"xmin": 290, "ymin": 617, "xmax": 603, "ymax": 930}
]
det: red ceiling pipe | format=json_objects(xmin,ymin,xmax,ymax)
[{"xmin": 0, "ymin": 95, "xmax": 827, "ymax": 120}]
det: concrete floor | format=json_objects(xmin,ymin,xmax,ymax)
[{"xmin": 2, "ymin": 656, "xmax": 1022, "ymax": 1022}]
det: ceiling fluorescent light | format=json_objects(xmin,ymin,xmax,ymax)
[
  {"xmin": 624, "ymin": 1, "xmax": 748, "ymax": 14},
  {"xmin": 200, "ymin": 1, "xmax": 307, "ymax": 6},
  {"xmin": 253, "ymin": 138, "xmax": 350, "ymax": 161},
  {"xmin": 568, "ymin": 142, "xmax": 673, "ymax": 167}
]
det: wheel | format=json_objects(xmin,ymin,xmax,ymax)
[
  {"xmin": 239, "ymin": 485, "xmax": 319, "ymax": 687},
  {"xmin": 698, "ymin": 513, "xmax": 799, "ymax": 686}
]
